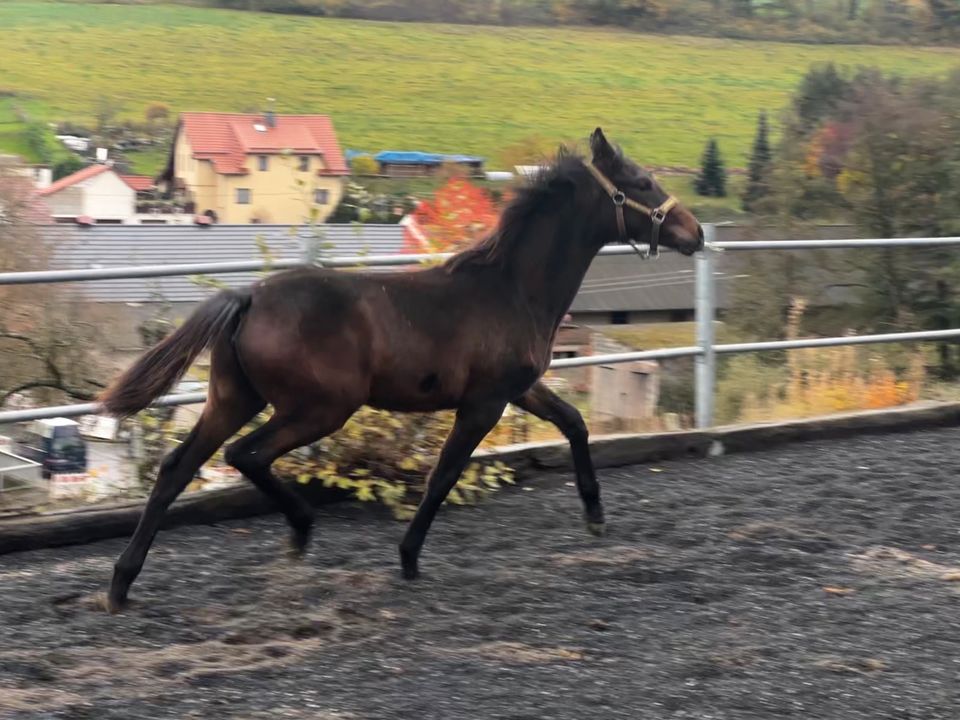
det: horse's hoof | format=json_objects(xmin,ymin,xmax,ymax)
[
  {"xmin": 287, "ymin": 544, "xmax": 306, "ymax": 562},
  {"xmin": 96, "ymin": 592, "xmax": 125, "ymax": 615},
  {"xmin": 586, "ymin": 521, "xmax": 607, "ymax": 537},
  {"xmin": 288, "ymin": 526, "xmax": 312, "ymax": 560},
  {"xmin": 398, "ymin": 545, "xmax": 419, "ymax": 580},
  {"xmin": 288, "ymin": 536, "xmax": 309, "ymax": 560}
]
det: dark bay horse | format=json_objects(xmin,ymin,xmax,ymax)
[{"xmin": 98, "ymin": 128, "xmax": 704, "ymax": 611}]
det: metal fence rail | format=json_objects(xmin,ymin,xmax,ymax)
[
  {"xmin": 0, "ymin": 451, "xmax": 42, "ymax": 494},
  {"xmin": 0, "ymin": 259, "xmax": 305, "ymax": 286},
  {"xmin": 0, "ymin": 393, "xmax": 207, "ymax": 425},
  {"xmin": 713, "ymin": 238, "xmax": 960, "ymax": 250},
  {"xmin": 0, "ymin": 244, "xmax": 652, "ymax": 286},
  {"xmin": 1, "ymin": 227, "xmax": 959, "ymax": 428}
]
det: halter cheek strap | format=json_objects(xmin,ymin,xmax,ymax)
[{"xmin": 584, "ymin": 161, "xmax": 678, "ymax": 258}]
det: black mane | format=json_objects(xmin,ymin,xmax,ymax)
[{"xmin": 444, "ymin": 148, "xmax": 599, "ymax": 272}]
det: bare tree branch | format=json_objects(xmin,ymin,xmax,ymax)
[
  {"xmin": 1, "ymin": 380, "xmax": 101, "ymax": 405},
  {"xmin": 2, "ymin": 165, "xmax": 108, "ymax": 406},
  {"xmin": 0, "ymin": 331, "xmax": 43, "ymax": 356}
]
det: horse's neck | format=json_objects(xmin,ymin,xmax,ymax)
[{"xmin": 506, "ymin": 212, "xmax": 600, "ymax": 330}]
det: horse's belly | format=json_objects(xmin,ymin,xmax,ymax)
[{"xmin": 366, "ymin": 366, "xmax": 466, "ymax": 412}]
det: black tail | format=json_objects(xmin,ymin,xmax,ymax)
[{"xmin": 99, "ymin": 289, "xmax": 251, "ymax": 418}]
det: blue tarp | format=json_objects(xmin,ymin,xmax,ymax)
[{"xmin": 374, "ymin": 151, "xmax": 484, "ymax": 165}]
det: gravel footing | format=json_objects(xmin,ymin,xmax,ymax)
[{"xmin": 2, "ymin": 427, "xmax": 960, "ymax": 719}]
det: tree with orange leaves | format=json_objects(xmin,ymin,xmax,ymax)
[{"xmin": 402, "ymin": 177, "xmax": 500, "ymax": 255}]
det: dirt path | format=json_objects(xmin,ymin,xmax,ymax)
[{"xmin": 2, "ymin": 427, "xmax": 960, "ymax": 719}]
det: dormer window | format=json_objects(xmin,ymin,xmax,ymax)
[{"xmin": 258, "ymin": 155, "xmax": 268, "ymax": 172}]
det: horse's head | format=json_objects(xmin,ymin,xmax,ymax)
[{"xmin": 586, "ymin": 128, "xmax": 703, "ymax": 257}]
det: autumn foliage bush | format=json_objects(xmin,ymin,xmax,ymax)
[
  {"xmin": 272, "ymin": 408, "xmax": 518, "ymax": 519},
  {"xmin": 403, "ymin": 177, "xmax": 501, "ymax": 255},
  {"xmin": 727, "ymin": 348, "xmax": 924, "ymax": 424},
  {"xmin": 716, "ymin": 299, "xmax": 926, "ymax": 424}
]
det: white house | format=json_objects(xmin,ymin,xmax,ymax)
[{"xmin": 38, "ymin": 164, "xmax": 136, "ymax": 224}]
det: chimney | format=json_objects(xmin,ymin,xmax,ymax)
[
  {"xmin": 34, "ymin": 167, "xmax": 52, "ymax": 190},
  {"xmin": 265, "ymin": 97, "xmax": 276, "ymax": 129}
]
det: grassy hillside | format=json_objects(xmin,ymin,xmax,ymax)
[{"xmin": 1, "ymin": 1, "xmax": 958, "ymax": 177}]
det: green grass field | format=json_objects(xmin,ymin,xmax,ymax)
[{"xmin": 2, "ymin": 1, "xmax": 959, "ymax": 178}]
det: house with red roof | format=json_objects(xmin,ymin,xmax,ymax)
[
  {"xmin": 37, "ymin": 163, "xmax": 137, "ymax": 224},
  {"xmin": 159, "ymin": 110, "xmax": 349, "ymax": 224},
  {"xmin": 35, "ymin": 164, "xmax": 186, "ymax": 225}
]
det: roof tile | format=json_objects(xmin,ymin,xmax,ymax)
[
  {"xmin": 181, "ymin": 113, "xmax": 348, "ymax": 176},
  {"xmin": 38, "ymin": 164, "xmax": 111, "ymax": 196},
  {"xmin": 120, "ymin": 175, "xmax": 155, "ymax": 192},
  {"xmin": 45, "ymin": 224, "xmax": 405, "ymax": 303}
]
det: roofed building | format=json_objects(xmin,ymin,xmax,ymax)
[
  {"xmin": 568, "ymin": 252, "xmax": 733, "ymax": 325},
  {"xmin": 160, "ymin": 111, "xmax": 349, "ymax": 224},
  {"xmin": 42, "ymin": 222, "xmax": 408, "ymax": 358},
  {"xmin": 38, "ymin": 164, "xmax": 135, "ymax": 225},
  {"xmin": 374, "ymin": 151, "xmax": 485, "ymax": 178},
  {"xmin": 45, "ymin": 223, "xmax": 406, "ymax": 304}
]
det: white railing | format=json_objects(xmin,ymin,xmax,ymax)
[{"xmin": 0, "ymin": 451, "xmax": 42, "ymax": 494}]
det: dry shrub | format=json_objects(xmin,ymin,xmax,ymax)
[
  {"xmin": 722, "ymin": 298, "xmax": 926, "ymax": 424},
  {"xmin": 273, "ymin": 407, "xmax": 517, "ymax": 519}
]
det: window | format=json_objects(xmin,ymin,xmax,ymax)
[
  {"xmin": 299, "ymin": 156, "xmax": 310, "ymax": 172},
  {"xmin": 313, "ymin": 189, "xmax": 329, "ymax": 205},
  {"xmin": 236, "ymin": 188, "xmax": 251, "ymax": 205},
  {"xmin": 257, "ymin": 155, "xmax": 268, "ymax": 171},
  {"xmin": 610, "ymin": 311, "xmax": 629, "ymax": 325}
]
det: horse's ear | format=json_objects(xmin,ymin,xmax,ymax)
[{"xmin": 590, "ymin": 127, "xmax": 616, "ymax": 164}]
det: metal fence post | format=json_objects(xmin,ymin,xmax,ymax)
[
  {"xmin": 695, "ymin": 224, "xmax": 717, "ymax": 429},
  {"xmin": 302, "ymin": 225, "xmax": 320, "ymax": 266}
]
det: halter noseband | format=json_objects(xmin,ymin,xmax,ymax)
[{"xmin": 584, "ymin": 161, "xmax": 679, "ymax": 258}]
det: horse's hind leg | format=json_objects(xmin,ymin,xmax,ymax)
[
  {"xmin": 399, "ymin": 401, "xmax": 506, "ymax": 580},
  {"xmin": 513, "ymin": 382, "xmax": 605, "ymax": 535},
  {"xmin": 224, "ymin": 407, "xmax": 352, "ymax": 558},
  {"xmin": 106, "ymin": 387, "xmax": 263, "ymax": 612}
]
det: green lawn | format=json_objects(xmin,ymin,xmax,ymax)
[
  {"xmin": 0, "ymin": 98, "xmax": 37, "ymax": 162},
  {"xmin": 124, "ymin": 146, "xmax": 168, "ymax": 176},
  {"xmin": 603, "ymin": 322, "xmax": 744, "ymax": 350},
  {"xmin": 2, "ymin": 2, "xmax": 959, "ymax": 178}
]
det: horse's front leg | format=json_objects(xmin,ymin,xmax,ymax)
[
  {"xmin": 399, "ymin": 401, "xmax": 506, "ymax": 579},
  {"xmin": 513, "ymin": 381, "xmax": 605, "ymax": 535}
]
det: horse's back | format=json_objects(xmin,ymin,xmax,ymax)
[{"xmin": 232, "ymin": 267, "xmax": 377, "ymax": 408}]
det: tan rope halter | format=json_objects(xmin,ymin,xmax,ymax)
[{"xmin": 584, "ymin": 161, "xmax": 679, "ymax": 258}]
